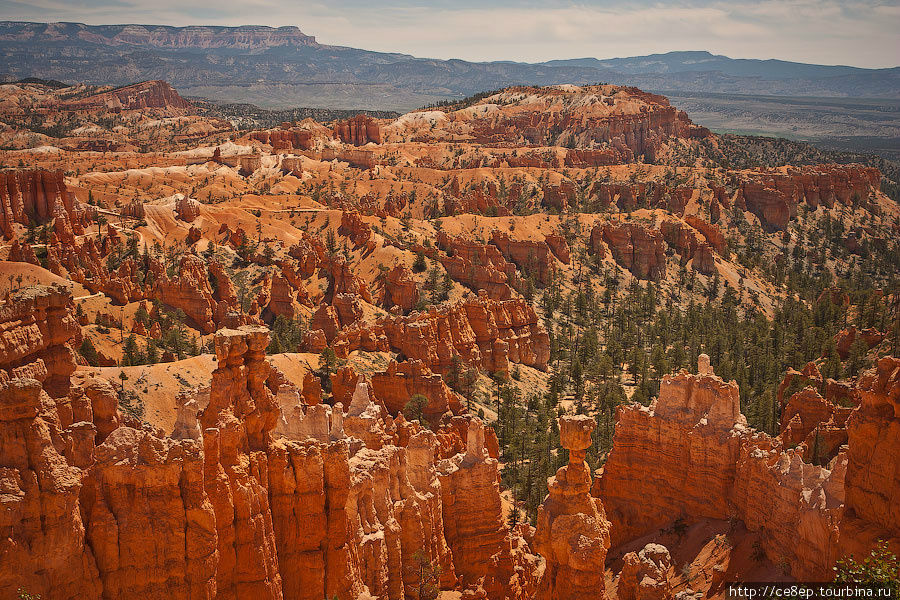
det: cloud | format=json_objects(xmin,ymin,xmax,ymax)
[{"xmin": 0, "ymin": 0, "xmax": 897, "ymax": 68}]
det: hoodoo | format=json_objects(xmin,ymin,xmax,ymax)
[
  {"xmin": 535, "ymin": 415, "xmax": 611, "ymax": 599},
  {"xmin": 0, "ymin": 303, "xmax": 541, "ymax": 599}
]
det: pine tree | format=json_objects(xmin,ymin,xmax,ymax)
[
  {"xmin": 318, "ymin": 347, "xmax": 338, "ymax": 377},
  {"xmin": 846, "ymin": 337, "xmax": 868, "ymax": 377},
  {"xmin": 146, "ymin": 340, "xmax": 160, "ymax": 364},
  {"xmin": 506, "ymin": 506, "xmax": 520, "ymax": 532},
  {"xmin": 80, "ymin": 338, "xmax": 100, "ymax": 367},
  {"xmin": 403, "ymin": 394, "xmax": 429, "ymax": 427},
  {"xmin": 122, "ymin": 335, "xmax": 139, "ymax": 366},
  {"xmin": 413, "ymin": 251, "xmax": 427, "ymax": 273}
]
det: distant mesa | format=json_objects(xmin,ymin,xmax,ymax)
[
  {"xmin": 0, "ymin": 21, "xmax": 895, "ymax": 109},
  {"xmin": 58, "ymin": 80, "xmax": 194, "ymax": 112},
  {"xmin": 0, "ymin": 22, "xmax": 318, "ymax": 49}
]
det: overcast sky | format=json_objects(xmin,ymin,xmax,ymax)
[{"xmin": 1, "ymin": 0, "xmax": 898, "ymax": 68}]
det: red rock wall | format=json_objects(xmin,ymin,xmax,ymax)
[
  {"xmin": 0, "ymin": 377, "xmax": 104, "ymax": 600},
  {"xmin": 60, "ymin": 80, "xmax": 194, "ymax": 112},
  {"xmin": 370, "ymin": 359, "xmax": 463, "ymax": 426},
  {"xmin": 333, "ymin": 115, "xmax": 382, "ymax": 146},
  {"xmin": 660, "ymin": 218, "xmax": 717, "ymax": 274},
  {"xmin": 598, "ymin": 221, "xmax": 667, "ymax": 280},
  {"xmin": 734, "ymin": 165, "xmax": 880, "ymax": 231},
  {"xmin": 490, "ymin": 231, "xmax": 559, "ymax": 285},
  {"xmin": 384, "ymin": 266, "xmax": 420, "ymax": 311},
  {"xmin": 596, "ymin": 368, "xmax": 746, "ymax": 546},
  {"xmin": 438, "ymin": 418, "xmax": 533, "ymax": 599},
  {"xmin": 251, "ymin": 129, "xmax": 314, "ymax": 151},
  {"xmin": 321, "ymin": 293, "xmax": 549, "ymax": 375},
  {"xmin": 596, "ymin": 356, "xmax": 900, "ymax": 580},
  {"xmin": 0, "ymin": 297, "xmax": 538, "ymax": 599},
  {"xmin": 840, "ymin": 357, "xmax": 900, "ymax": 558},
  {"xmin": 379, "ymin": 294, "xmax": 550, "ymax": 374},
  {"xmin": 0, "ymin": 170, "xmax": 86, "ymax": 241},
  {"xmin": 437, "ymin": 231, "xmax": 517, "ymax": 300}
]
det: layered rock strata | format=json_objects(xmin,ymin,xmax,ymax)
[
  {"xmin": 734, "ymin": 165, "xmax": 880, "ymax": 231},
  {"xmin": 534, "ymin": 415, "xmax": 611, "ymax": 600},
  {"xmin": 0, "ymin": 294, "xmax": 538, "ymax": 599},
  {"xmin": 333, "ymin": 115, "xmax": 382, "ymax": 146},
  {"xmin": 325, "ymin": 293, "xmax": 550, "ymax": 374},
  {"xmin": 60, "ymin": 80, "xmax": 194, "ymax": 112},
  {"xmin": 839, "ymin": 357, "xmax": 900, "ymax": 560},
  {"xmin": 438, "ymin": 418, "xmax": 535, "ymax": 599},
  {"xmin": 598, "ymin": 221, "xmax": 667, "ymax": 280},
  {"xmin": 596, "ymin": 355, "xmax": 900, "ymax": 580},
  {"xmin": 437, "ymin": 231, "xmax": 517, "ymax": 299}
]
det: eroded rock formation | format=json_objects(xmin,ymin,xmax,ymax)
[
  {"xmin": 599, "ymin": 221, "xmax": 667, "ymax": 280},
  {"xmin": 661, "ymin": 217, "xmax": 719, "ymax": 274},
  {"xmin": 175, "ymin": 195, "xmax": 201, "ymax": 222},
  {"xmin": 839, "ymin": 357, "xmax": 900, "ymax": 560},
  {"xmin": 371, "ymin": 359, "xmax": 464, "ymax": 427},
  {"xmin": 734, "ymin": 165, "xmax": 880, "ymax": 231},
  {"xmin": 397, "ymin": 85, "xmax": 708, "ymax": 162},
  {"xmin": 0, "ymin": 283, "xmax": 79, "ymax": 394},
  {"xmin": 384, "ymin": 266, "xmax": 420, "ymax": 312},
  {"xmin": 597, "ymin": 355, "xmax": 900, "ymax": 580},
  {"xmin": 333, "ymin": 114, "xmax": 382, "ymax": 146},
  {"xmin": 438, "ymin": 231, "xmax": 517, "ymax": 299},
  {"xmin": 0, "ymin": 170, "xmax": 89, "ymax": 241},
  {"xmin": 60, "ymin": 80, "xmax": 194, "ymax": 112},
  {"xmin": 535, "ymin": 415, "xmax": 610, "ymax": 600},
  {"xmin": 329, "ymin": 293, "xmax": 550, "ymax": 374},
  {"xmin": 491, "ymin": 230, "xmax": 559, "ymax": 285},
  {"xmin": 439, "ymin": 417, "xmax": 534, "ymax": 599},
  {"xmin": 0, "ymin": 291, "xmax": 539, "ymax": 600},
  {"xmin": 617, "ymin": 544, "xmax": 673, "ymax": 600}
]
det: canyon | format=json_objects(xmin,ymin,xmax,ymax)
[
  {"xmin": 2, "ymin": 288, "xmax": 896, "ymax": 598},
  {"xmin": 0, "ymin": 77, "xmax": 897, "ymax": 599}
]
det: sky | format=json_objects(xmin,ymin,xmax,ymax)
[{"xmin": 0, "ymin": 0, "xmax": 898, "ymax": 68}]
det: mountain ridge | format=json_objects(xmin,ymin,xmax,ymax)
[
  {"xmin": 0, "ymin": 21, "xmax": 897, "ymax": 111},
  {"xmin": 540, "ymin": 50, "xmax": 896, "ymax": 79}
]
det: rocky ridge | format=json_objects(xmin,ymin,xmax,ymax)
[
  {"xmin": 0, "ymin": 289, "xmax": 541, "ymax": 599},
  {"xmin": 596, "ymin": 355, "xmax": 900, "ymax": 580}
]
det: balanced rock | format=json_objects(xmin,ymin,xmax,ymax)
[{"xmin": 534, "ymin": 415, "xmax": 610, "ymax": 600}]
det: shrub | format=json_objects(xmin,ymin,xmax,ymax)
[
  {"xmin": 834, "ymin": 540, "xmax": 900, "ymax": 596},
  {"xmin": 403, "ymin": 394, "xmax": 429, "ymax": 426}
]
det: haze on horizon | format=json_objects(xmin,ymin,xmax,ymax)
[{"xmin": 0, "ymin": 0, "xmax": 898, "ymax": 70}]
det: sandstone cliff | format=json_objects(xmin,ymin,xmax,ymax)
[
  {"xmin": 333, "ymin": 115, "xmax": 382, "ymax": 146},
  {"xmin": 60, "ymin": 80, "xmax": 194, "ymax": 112},
  {"xmin": 325, "ymin": 293, "xmax": 550, "ymax": 375},
  {"xmin": 839, "ymin": 357, "xmax": 900, "ymax": 561},
  {"xmin": 439, "ymin": 418, "xmax": 535, "ymax": 599},
  {"xmin": 437, "ymin": 231, "xmax": 517, "ymax": 299},
  {"xmin": 596, "ymin": 355, "xmax": 899, "ymax": 580},
  {"xmin": 733, "ymin": 165, "xmax": 880, "ymax": 231},
  {"xmin": 598, "ymin": 221, "xmax": 667, "ymax": 280},
  {"xmin": 0, "ymin": 290, "xmax": 539, "ymax": 599},
  {"xmin": 0, "ymin": 170, "xmax": 89, "ymax": 241}
]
